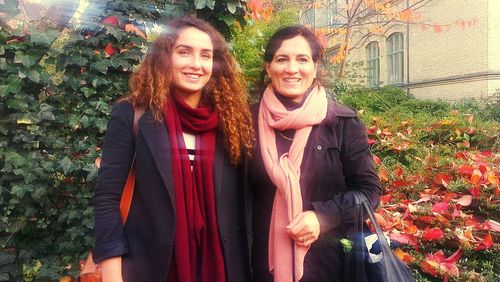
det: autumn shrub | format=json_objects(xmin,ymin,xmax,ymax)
[{"xmin": 340, "ymin": 87, "xmax": 500, "ymax": 281}]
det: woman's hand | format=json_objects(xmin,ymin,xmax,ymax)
[
  {"xmin": 286, "ymin": 211, "xmax": 320, "ymax": 247},
  {"xmin": 101, "ymin": 256, "xmax": 123, "ymax": 282}
]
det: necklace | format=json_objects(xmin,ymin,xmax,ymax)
[{"xmin": 277, "ymin": 131, "xmax": 294, "ymax": 141}]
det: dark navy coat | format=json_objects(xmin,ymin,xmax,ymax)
[
  {"xmin": 247, "ymin": 99, "xmax": 382, "ymax": 282},
  {"xmin": 93, "ymin": 102, "xmax": 250, "ymax": 282}
]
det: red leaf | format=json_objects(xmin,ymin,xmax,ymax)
[
  {"xmin": 368, "ymin": 138, "xmax": 376, "ymax": 145},
  {"xmin": 470, "ymin": 186, "xmax": 481, "ymax": 198},
  {"xmin": 372, "ymin": 155, "xmax": 381, "ymax": 165},
  {"xmin": 475, "ymin": 233, "xmax": 493, "ymax": 251},
  {"xmin": 395, "ymin": 166, "xmax": 404, "ymax": 177},
  {"xmin": 453, "ymin": 195, "xmax": 472, "ymax": 206},
  {"xmin": 392, "ymin": 180, "xmax": 412, "ymax": 187},
  {"xmin": 444, "ymin": 249, "xmax": 462, "ymax": 264},
  {"xmin": 432, "ymin": 202, "xmax": 449, "ymax": 214},
  {"xmin": 456, "ymin": 164, "xmax": 473, "ymax": 177},
  {"xmin": 481, "ymin": 150, "xmax": 494, "ymax": 157},
  {"xmin": 434, "ymin": 173, "xmax": 451, "ymax": 187},
  {"xmin": 423, "ymin": 228, "xmax": 444, "ymax": 241},
  {"xmin": 104, "ymin": 43, "xmax": 117, "ymax": 56},
  {"xmin": 102, "ymin": 15, "xmax": 119, "ymax": 25},
  {"xmin": 380, "ymin": 194, "xmax": 392, "ymax": 205},
  {"xmin": 417, "ymin": 216, "xmax": 435, "ymax": 224}
]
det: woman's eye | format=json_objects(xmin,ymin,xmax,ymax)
[
  {"xmin": 178, "ymin": 50, "xmax": 189, "ymax": 55},
  {"xmin": 298, "ymin": 57, "xmax": 309, "ymax": 63},
  {"xmin": 201, "ymin": 53, "xmax": 212, "ymax": 59},
  {"xmin": 275, "ymin": 58, "xmax": 287, "ymax": 63}
]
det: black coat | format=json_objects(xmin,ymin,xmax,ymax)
[
  {"xmin": 93, "ymin": 102, "xmax": 250, "ymax": 282},
  {"xmin": 247, "ymin": 99, "xmax": 382, "ymax": 282}
]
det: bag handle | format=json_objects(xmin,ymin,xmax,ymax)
[{"xmin": 119, "ymin": 106, "xmax": 145, "ymax": 223}]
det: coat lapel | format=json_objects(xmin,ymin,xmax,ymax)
[
  {"xmin": 139, "ymin": 110, "xmax": 175, "ymax": 209},
  {"xmin": 213, "ymin": 135, "xmax": 225, "ymax": 202}
]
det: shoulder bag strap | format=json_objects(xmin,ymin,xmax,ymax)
[{"xmin": 119, "ymin": 106, "xmax": 145, "ymax": 223}]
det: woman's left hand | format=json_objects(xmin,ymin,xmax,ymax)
[{"xmin": 286, "ymin": 211, "xmax": 320, "ymax": 247}]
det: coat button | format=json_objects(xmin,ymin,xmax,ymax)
[
  {"xmin": 235, "ymin": 225, "xmax": 240, "ymax": 231},
  {"xmin": 316, "ymin": 145, "xmax": 322, "ymax": 151},
  {"xmin": 223, "ymin": 238, "xmax": 228, "ymax": 243}
]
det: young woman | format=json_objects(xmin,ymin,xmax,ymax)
[
  {"xmin": 93, "ymin": 16, "xmax": 254, "ymax": 282},
  {"xmin": 247, "ymin": 26, "xmax": 381, "ymax": 281}
]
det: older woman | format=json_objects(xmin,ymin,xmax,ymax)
[
  {"xmin": 93, "ymin": 17, "xmax": 254, "ymax": 281},
  {"xmin": 247, "ymin": 26, "xmax": 381, "ymax": 282}
]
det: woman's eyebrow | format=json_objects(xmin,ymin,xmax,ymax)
[{"xmin": 174, "ymin": 44, "xmax": 213, "ymax": 53}]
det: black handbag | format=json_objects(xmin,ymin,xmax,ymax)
[{"xmin": 344, "ymin": 191, "xmax": 415, "ymax": 282}]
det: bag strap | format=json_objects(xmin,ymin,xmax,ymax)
[{"xmin": 119, "ymin": 106, "xmax": 145, "ymax": 223}]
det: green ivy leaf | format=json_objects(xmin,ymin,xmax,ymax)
[
  {"xmin": 0, "ymin": 58, "xmax": 6, "ymax": 70},
  {"xmin": 7, "ymin": 99, "xmax": 28, "ymax": 111},
  {"xmin": 0, "ymin": 76, "xmax": 22, "ymax": 97},
  {"xmin": 0, "ymin": 45, "xmax": 5, "ymax": 55},
  {"xmin": 227, "ymin": 2, "xmax": 237, "ymax": 14},
  {"xmin": 4, "ymin": 151, "xmax": 24, "ymax": 168},
  {"xmin": 14, "ymin": 51, "xmax": 37, "ymax": 67},
  {"xmin": 11, "ymin": 185, "xmax": 30, "ymax": 198},
  {"xmin": 27, "ymin": 70, "xmax": 40, "ymax": 83},
  {"xmin": 60, "ymin": 157, "xmax": 73, "ymax": 174},
  {"xmin": 30, "ymin": 29, "xmax": 60, "ymax": 46},
  {"xmin": 90, "ymin": 61, "xmax": 109, "ymax": 74},
  {"xmin": 194, "ymin": 0, "xmax": 208, "ymax": 9},
  {"xmin": 207, "ymin": 0, "xmax": 215, "ymax": 10},
  {"xmin": 106, "ymin": 26, "xmax": 123, "ymax": 41}
]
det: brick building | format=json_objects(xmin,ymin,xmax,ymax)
[{"xmin": 301, "ymin": 0, "xmax": 500, "ymax": 101}]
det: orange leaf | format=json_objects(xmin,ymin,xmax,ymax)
[
  {"xmin": 94, "ymin": 157, "xmax": 102, "ymax": 169},
  {"xmin": 423, "ymin": 228, "xmax": 444, "ymax": 241},
  {"xmin": 421, "ymin": 260, "xmax": 438, "ymax": 276},
  {"xmin": 434, "ymin": 173, "xmax": 451, "ymax": 187},
  {"xmin": 124, "ymin": 24, "xmax": 146, "ymax": 39},
  {"xmin": 379, "ymin": 168, "xmax": 389, "ymax": 182},
  {"xmin": 469, "ymin": 169, "xmax": 482, "ymax": 184},
  {"xmin": 394, "ymin": 248, "xmax": 414, "ymax": 263},
  {"xmin": 484, "ymin": 171, "xmax": 499, "ymax": 185}
]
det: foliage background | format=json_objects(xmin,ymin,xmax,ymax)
[{"xmin": 1, "ymin": 1, "xmax": 499, "ymax": 281}]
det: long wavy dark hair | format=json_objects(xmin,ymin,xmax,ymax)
[{"xmin": 126, "ymin": 16, "xmax": 254, "ymax": 165}]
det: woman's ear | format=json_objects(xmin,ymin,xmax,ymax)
[{"xmin": 265, "ymin": 63, "xmax": 270, "ymax": 77}]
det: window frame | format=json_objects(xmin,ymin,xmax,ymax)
[
  {"xmin": 387, "ymin": 32, "xmax": 404, "ymax": 85},
  {"xmin": 366, "ymin": 41, "xmax": 380, "ymax": 88}
]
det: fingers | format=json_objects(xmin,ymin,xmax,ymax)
[{"xmin": 286, "ymin": 211, "xmax": 321, "ymax": 246}]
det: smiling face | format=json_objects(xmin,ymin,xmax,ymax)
[
  {"xmin": 265, "ymin": 35, "xmax": 318, "ymax": 102},
  {"xmin": 170, "ymin": 27, "xmax": 214, "ymax": 107}
]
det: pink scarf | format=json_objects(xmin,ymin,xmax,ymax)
[{"xmin": 258, "ymin": 85, "xmax": 328, "ymax": 281}]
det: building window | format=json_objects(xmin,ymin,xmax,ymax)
[
  {"xmin": 387, "ymin": 32, "xmax": 404, "ymax": 85},
  {"xmin": 366, "ymin": 42, "xmax": 380, "ymax": 88}
]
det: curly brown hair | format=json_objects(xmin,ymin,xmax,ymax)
[{"xmin": 127, "ymin": 16, "xmax": 254, "ymax": 165}]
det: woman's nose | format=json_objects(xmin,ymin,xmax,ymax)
[
  {"xmin": 189, "ymin": 55, "xmax": 202, "ymax": 69},
  {"xmin": 285, "ymin": 61, "xmax": 298, "ymax": 73}
]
